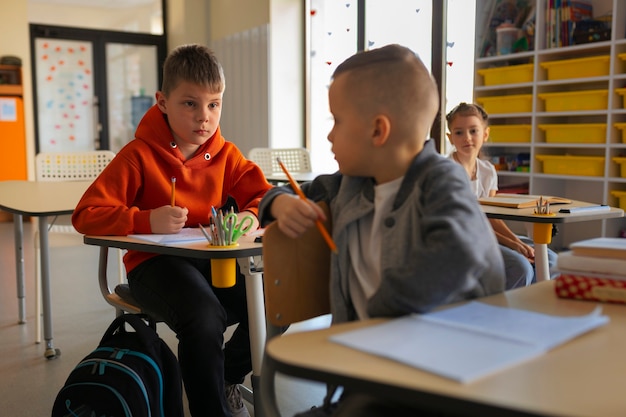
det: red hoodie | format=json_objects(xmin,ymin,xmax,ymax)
[{"xmin": 72, "ymin": 104, "xmax": 272, "ymax": 273}]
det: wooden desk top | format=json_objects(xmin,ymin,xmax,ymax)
[
  {"xmin": 266, "ymin": 281, "xmax": 626, "ymax": 417},
  {"xmin": 481, "ymin": 199, "xmax": 624, "ymax": 224},
  {"xmin": 84, "ymin": 234, "xmax": 263, "ymax": 259},
  {"xmin": 0, "ymin": 180, "xmax": 91, "ymax": 216}
]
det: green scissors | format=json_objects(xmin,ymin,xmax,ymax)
[{"xmin": 223, "ymin": 213, "xmax": 255, "ymax": 244}]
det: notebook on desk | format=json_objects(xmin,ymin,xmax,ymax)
[
  {"xmin": 330, "ymin": 302, "xmax": 608, "ymax": 383},
  {"xmin": 479, "ymin": 194, "xmax": 572, "ymax": 209}
]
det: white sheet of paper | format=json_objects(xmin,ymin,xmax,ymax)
[
  {"xmin": 330, "ymin": 302, "xmax": 609, "ymax": 383},
  {"xmin": 130, "ymin": 228, "xmax": 208, "ymax": 244}
]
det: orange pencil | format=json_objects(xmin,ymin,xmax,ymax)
[
  {"xmin": 170, "ymin": 176, "xmax": 176, "ymax": 207},
  {"xmin": 277, "ymin": 157, "xmax": 338, "ymax": 254}
]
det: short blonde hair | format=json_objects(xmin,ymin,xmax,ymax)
[{"xmin": 161, "ymin": 44, "xmax": 225, "ymax": 96}]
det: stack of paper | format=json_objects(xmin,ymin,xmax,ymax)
[
  {"xmin": 555, "ymin": 238, "xmax": 626, "ymax": 304},
  {"xmin": 330, "ymin": 301, "xmax": 608, "ymax": 383},
  {"xmin": 569, "ymin": 237, "xmax": 626, "ymax": 260}
]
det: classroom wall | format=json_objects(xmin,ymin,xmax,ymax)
[
  {"xmin": 209, "ymin": 0, "xmax": 269, "ymax": 39},
  {"xmin": 167, "ymin": 0, "xmax": 210, "ymax": 47},
  {"xmin": 0, "ymin": 0, "xmax": 303, "ymax": 178},
  {"xmin": 268, "ymin": 0, "xmax": 304, "ymax": 149},
  {"xmin": 27, "ymin": 2, "xmax": 159, "ymax": 33},
  {"xmin": 207, "ymin": 0, "xmax": 304, "ymax": 153}
]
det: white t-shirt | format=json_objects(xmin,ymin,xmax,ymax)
[
  {"xmin": 347, "ymin": 176, "xmax": 403, "ymax": 320},
  {"xmin": 472, "ymin": 158, "xmax": 499, "ymax": 198},
  {"xmin": 448, "ymin": 153, "xmax": 498, "ymax": 198}
]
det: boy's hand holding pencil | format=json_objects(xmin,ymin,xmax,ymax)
[
  {"xmin": 275, "ymin": 158, "xmax": 338, "ymax": 253},
  {"xmin": 148, "ymin": 176, "xmax": 189, "ymax": 234},
  {"xmin": 149, "ymin": 205, "xmax": 188, "ymax": 234}
]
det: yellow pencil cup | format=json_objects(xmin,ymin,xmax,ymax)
[
  {"xmin": 210, "ymin": 244, "xmax": 239, "ymax": 288},
  {"xmin": 532, "ymin": 218, "xmax": 554, "ymax": 245}
]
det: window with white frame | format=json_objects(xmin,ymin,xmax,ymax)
[{"xmin": 306, "ymin": 0, "xmax": 476, "ymax": 171}]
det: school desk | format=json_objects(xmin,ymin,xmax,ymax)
[
  {"xmin": 0, "ymin": 180, "xmax": 92, "ymax": 359},
  {"xmin": 82, "ymin": 234, "xmax": 268, "ymax": 417},
  {"xmin": 264, "ymin": 171, "xmax": 320, "ymax": 184},
  {"xmin": 480, "ymin": 200, "xmax": 624, "ymax": 282},
  {"xmin": 262, "ymin": 280, "xmax": 626, "ymax": 417}
]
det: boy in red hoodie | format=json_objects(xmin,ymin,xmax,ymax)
[{"xmin": 72, "ymin": 44, "xmax": 271, "ymax": 417}]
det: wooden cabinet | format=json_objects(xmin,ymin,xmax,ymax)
[
  {"xmin": 0, "ymin": 64, "xmax": 23, "ymax": 96},
  {"xmin": 474, "ymin": 0, "xmax": 626, "ymax": 248}
]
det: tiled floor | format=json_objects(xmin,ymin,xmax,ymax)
[{"xmin": 0, "ymin": 219, "xmax": 330, "ymax": 416}]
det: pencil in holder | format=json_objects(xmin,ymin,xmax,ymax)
[{"xmin": 210, "ymin": 244, "xmax": 238, "ymax": 288}]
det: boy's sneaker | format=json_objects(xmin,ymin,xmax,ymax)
[{"xmin": 225, "ymin": 384, "xmax": 250, "ymax": 417}]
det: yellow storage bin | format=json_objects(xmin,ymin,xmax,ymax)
[
  {"xmin": 614, "ymin": 123, "xmax": 626, "ymax": 143},
  {"xmin": 535, "ymin": 155, "xmax": 605, "ymax": 176},
  {"xmin": 476, "ymin": 94, "xmax": 532, "ymax": 114},
  {"xmin": 477, "ymin": 64, "xmax": 534, "ymax": 86},
  {"xmin": 538, "ymin": 124, "xmax": 606, "ymax": 143},
  {"xmin": 538, "ymin": 90, "xmax": 608, "ymax": 112},
  {"xmin": 613, "ymin": 157, "xmax": 626, "ymax": 177},
  {"xmin": 540, "ymin": 55, "xmax": 610, "ymax": 80},
  {"xmin": 611, "ymin": 190, "xmax": 626, "ymax": 210},
  {"xmin": 615, "ymin": 88, "xmax": 626, "ymax": 108},
  {"xmin": 618, "ymin": 53, "xmax": 626, "ymax": 70},
  {"xmin": 489, "ymin": 124, "xmax": 531, "ymax": 142}
]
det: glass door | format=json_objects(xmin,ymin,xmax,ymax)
[
  {"xmin": 30, "ymin": 24, "xmax": 166, "ymax": 153},
  {"xmin": 106, "ymin": 43, "xmax": 158, "ymax": 153}
]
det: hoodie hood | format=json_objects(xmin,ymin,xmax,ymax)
[{"xmin": 134, "ymin": 104, "xmax": 226, "ymax": 168}]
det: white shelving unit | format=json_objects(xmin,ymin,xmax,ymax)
[{"xmin": 474, "ymin": 0, "xmax": 626, "ymax": 249}]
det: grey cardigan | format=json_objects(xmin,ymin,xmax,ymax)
[{"xmin": 259, "ymin": 140, "xmax": 505, "ymax": 324}]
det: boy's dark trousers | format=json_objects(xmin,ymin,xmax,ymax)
[{"xmin": 128, "ymin": 255, "xmax": 251, "ymax": 417}]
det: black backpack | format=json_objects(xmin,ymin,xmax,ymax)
[{"xmin": 51, "ymin": 314, "xmax": 184, "ymax": 417}]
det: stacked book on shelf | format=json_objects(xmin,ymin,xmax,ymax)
[
  {"xmin": 546, "ymin": 0, "xmax": 593, "ymax": 48},
  {"xmin": 555, "ymin": 237, "xmax": 626, "ymax": 304}
]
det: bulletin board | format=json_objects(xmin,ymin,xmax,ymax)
[{"xmin": 35, "ymin": 38, "xmax": 95, "ymax": 152}]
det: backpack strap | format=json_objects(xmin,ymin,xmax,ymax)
[{"xmin": 100, "ymin": 314, "xmax": 159, "ymax": 346}]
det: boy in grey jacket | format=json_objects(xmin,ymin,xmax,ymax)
[{"xmin": 259, "ymin": 44, "xmax": 505, "ymax": 416}]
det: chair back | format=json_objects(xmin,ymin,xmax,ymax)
[
  {"xmin": 248, "ymin": 148, "xmax": 312, "ymax": 176},
  {"xmin": 36, "ymin": 151, "xmax": 116, "ymax": 181},
  {"xmin": 263, "ymin": 202, "xmax": 331, "ymax": 327}
]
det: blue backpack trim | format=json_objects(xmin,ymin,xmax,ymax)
[
  {"xmin": 76, "ymin": 357, "xmax": 154, "ymax": 416},
  {"xmin": 59, "ymin": 382, "xmax": 133, "ymax": 417},
  {"xmin": 96, "ymin": 347, "xmax": 166, "ymax": 416},
  {"xmin": 52, "ymin": 314, "xmax": 184, "ymax": 417}
]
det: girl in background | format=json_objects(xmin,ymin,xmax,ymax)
[{"xmin": 446, "ymin": 102, "xmax": 557, "ymax": 288}]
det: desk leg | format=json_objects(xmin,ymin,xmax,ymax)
[
  {"xmin": 238, "ymin": 256, "xmax": 267, "ymax": 417},
  {"xmin": 13, "ymin": 214, "xmax": 26, "ymax": 324},
  {"xmin": 39, "ymin": 216, "xmax": 59, "ymax": 359},
  {"xmin": 534, "ymin": 244, "xmax": 550, "ymax": 282},
  {"xmin": 532, "ymin": 223, "xmax": 552, "ymax": 283}
]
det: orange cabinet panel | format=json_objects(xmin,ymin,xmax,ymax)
[{"xmin": 0, "ymin": 96, "xmax": 27, "ymax": 180}]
